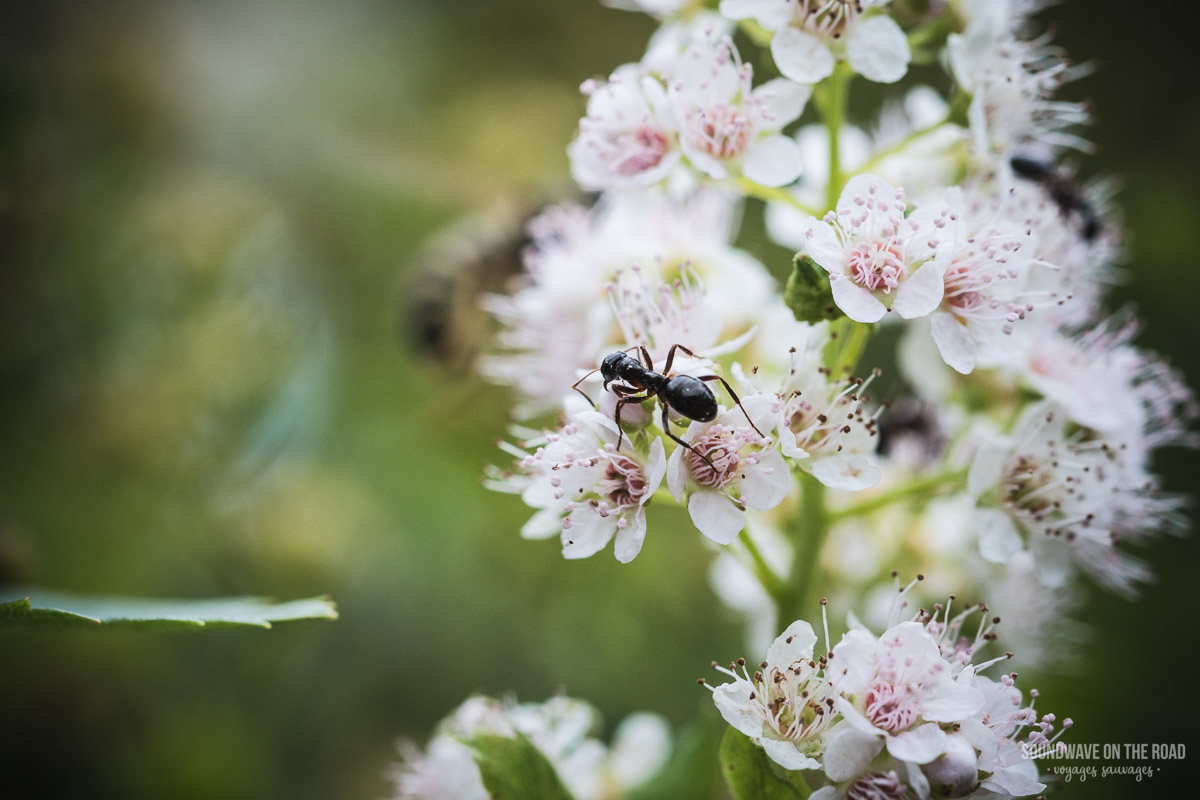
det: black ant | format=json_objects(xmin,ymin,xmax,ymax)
[
  {"xmin": 572, "ymin": 344, "xmax": 764, "ymax": 465},
  {"xmin": 1010, "ymin": 155, "xmax": 1102, "ymax": 242}
]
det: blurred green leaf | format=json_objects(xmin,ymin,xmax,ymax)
[
  {"xmin": 784, "ymin": 255, "xmax": 842, "ymax": 325},
  {"xmin": 465, "ymin": 732, "xmax": 575, "ymax": 800},
  {"xmin": 719, "ymin": 728, "xmax": 800, "ymax": 800},
  {"xmin": 0, "ymin": 590, "xmax": 337, "ymax": 630},
  {"xmin": 628, "ymin": 710, "xmax": 723, "ymax": 800}
]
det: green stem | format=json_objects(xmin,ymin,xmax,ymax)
[
  {"xmin": 734, "ymin": 177, "xmax": 821, "ymax": 218},
  {"xmin": 826, "ymin": 467, "xmax": 969, "ymax": 523},
  {"xmin": 738, "ymin": 528, "xmax": 787, "ymax": 602},
  {"xmin": 787, "ymin": 770, "xmax": 813, "ymax": 798},
  {"xmin": 781, "ymin": 473, "xmax": 828, "ymax": 623},
  {"xmin": 813, "ymin": 62, "xmax": 852, "ymax": 211},
  {"xmin": 857, "ymin": 113, "xmax": 954, "ymax": 175}
]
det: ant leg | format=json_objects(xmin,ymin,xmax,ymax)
[
  {"xmin": 571, "ymin": 367, "xmax": 602, "ymax": 407},
  {"xmin": 661, "ymin": 343, "xmax": 699, "ymax": 376},
  {"xmin": 661, "ymin": 401, "xmax": 715, "ymax": 470},
  {"xmin": 612, "ymin": 393, "xmax": 654, "ymax": 451},
  {"xmin": 637, "ymin": 345, "xmax": 654, "ymax": 371},
  {"xmin": 699, "ymin": 375, "xmax": 765, "ymax": 438}
]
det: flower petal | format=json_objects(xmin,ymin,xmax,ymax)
[
  {"xmin": 977, "ymin": 508, "xmax": 1023, "ymax": 565},
  {"xmin": 739, "ymin": 450, "xmax": 792, "ymax": 510},
  {"xmin": 891, "ymin": 261, "xmax": 945, "ymax": 319},
  {"xmin": 767, "ymin": 619, "xmax": 818, "ymax": 666},
  {"xmin": 613, "ymin": 509, "xmax": 648, "ymax": 563},
  {"xmin": 830, "ymin": 275, "xmax": 888, "ymax": 323},
  {"xmin": 743, "ymin": 134, "xmax": 802, "ymax": 187},
  {"xmin": 688, "ymin": 489, "xmax": 745, "ymax": 544},
  {"xmin": 760, "ymin": 737, "xmax": 821, "ymax": 770},
  {"xmin": 771, "ymin": 27, "xmax": 835, "ymax": 85},
  {"xmin": 802, "ymin": 218, "xmax": 847, "ymax": 273},
  {"xmin": 885, "ymin": 722, "xmax": 947, "ymax": 765},
  {"xmin": 561, "ymin": 510, "xmax": 615, "ymax": 560},
  {"xmin": 823, "ymin": 721, "xmax": 884, "ymax": 782},
  {"xmin": 754, "ymin": 78, "xmax": 811, "ymax": 130},
  {"xmin": 930, "ymin": 310, "xmax": 977, "ymax": 374},
  {"xmin": 845, "ymin": 15, "xmax": 911, "ymax": 84}
]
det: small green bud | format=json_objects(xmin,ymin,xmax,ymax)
[{"xmin": 784, "ymin": 254, "xmax": 843, "ymax": 324}]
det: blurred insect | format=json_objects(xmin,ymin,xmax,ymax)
[
  {"xmin": 573, "ymin": 345, "xmax": 763, "ymax": 462},
  {"xmin": 1010, "ymin": 155, "xmax": 1102, "ymax": 242},
  {"xmin": 400, "ymin": 201, "xmax": 541, "ymax": 369}
]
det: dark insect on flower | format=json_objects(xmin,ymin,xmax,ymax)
[
  {"xmin": 573, "ymin": 345, "xmax": 763, "ymax": 465},
  {"xmin": 1010, "ymin": 155, "xmax": 1102, "ymax": 242}
]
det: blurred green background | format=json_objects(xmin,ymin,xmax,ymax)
[{"xmin": 0, "ymin": 2, "xmax": 1196, "ymax": 798}]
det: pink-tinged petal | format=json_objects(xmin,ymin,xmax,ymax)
[
  {"xmin": 810, "ymin": 453, "xmax": 881, "ymax": 491},
  {"xmin": 967, "ymin": 438, "xmax": 1012, "ymax": 496},
  {"xmin": 760, "ymin": 737, "xmax": 821, "ymax": 771},
  {"xmin": 836, "ymin": 174, "xmax": 898, "ymax": 240},
  {"xmin": 891, "ymin": 262, "xmax": 945, "ymax": 319},
  {"xmin": 711, "ymin": 682, "xmax": 766, "ymax": 739},
  {"xmin": 739, "ymin": 450, "xmax": 791, "ymax": 510},
  {"xmin": 802, "ymin": 218, "xmax": 847, "ymax": 273},
  {"xmin": 828, "ymin": 629, "xmax": 879, "ymax": 694},
  {"xmin": 680, "ymin": 142, "xmax": 729, "ymax": 181},
  {"xmin": 561, "ymin": 511, "xmax": 615, "ymax": 560},
  {"xmin": 688, "ymin": 489, "xmax": 745, "ymax": 544},
  {"xmin": 930, "ymin": 310, "xmax": 977, "ymax": 374},
  {"xmin": 754, "ymin": 78, "xmax": 811, "ymax": 130},
  {"xmin": 921, "ymin": 681, "xmax": 985, "ymax": 723},
  {"xmin": 885, "ymin": 723, "xmax": 947, "ymax": 765},
  {"xmin": 771, "ymin": 28, "xmax": 835, "ymax": 85},
  {"xmin": 733, "ymin": 393, "xmax": 781, "ymax": 434},
  {"xmin": 613, "ymin": 509, "xmax": 648, "ymax": 563},
  {"xmin": 830, "ymin": 275, "xmax": 888, "ymax": 323},
  {"xmin": 743, "ymin": 134, "xmax": 802, "ymax": 187},
  {"xmin": 845, "ymin": 15, "xmax": 911, "ymax": 84},
  {"xmin": 823, "ymin": 720, "xmax": 884, "ymax": 781},
  {"xmin": 767, "ymin": 620, "xmax": 817, "ymax": 666},
  {"xmin": 977, "ymin": 508, "xmax": 1023, "ymax": 565}
]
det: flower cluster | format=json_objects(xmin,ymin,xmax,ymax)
[
  {"xmin": 394, "ymin": 1, "xmax": 1196, "ymax": 797},
  {"xmin": 704, "ymin": 588, "xmax": 1072, "ymax": 799},
  {"xmin": 391, "ymin": 695, "xmax": 671, "ymax": 800}
]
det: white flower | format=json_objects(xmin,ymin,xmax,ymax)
[
  {"xmin": 719, "ymin": 0, "xmax": 911, "ymax": 84},
  {"xmin": 770, "ymin": 343, "xmax": 883, "ymax": 490},
  {"xmin": 803, "ymin": 174, "xmax": 953, "ymax": 323},
  {"xmin": 1018, "ymin": 315, "xmax": 1198, "ymax": 452},
  {"xmin": 491, "ymin": 411, "xmax": 667, "ymax": 562},
  {"xmin": 392, "ymin": 696, "xmax": 672, "ymax": 800},
  {"xmin": 967, "ymin": 402, "xmax": 1189, "ymax": 596},
  {"xmin": 667, "ymin": 394, "xmax": 791, "ymax": 543},
  {"xmin": 705, "ymin": 620, "xmax": 837, "ymax": 769},
  {"xmin": 947, "ymin": 24, "xmax": 1090, "ymax": 158},
  {"xmin": 928, "ymin": 187, "xmax": 1045, "ymax": 374},
  {"xmin": 817, "ymin": 594, "xmax": 1070, "ymax": 799},
  {"xmin": 570, "ymin": 64, "xmax": 680, "ymax": 191},
  {"xmin": 668, "ymin": 37, "xmax": 808, "ymax": 186},
  {"xmin": 824, "ymin": 620, "xmax": 985, "ymax": 774},
  {"xmin": 479, "ymin": 189, "xmax": 773, "ymax": 418}
]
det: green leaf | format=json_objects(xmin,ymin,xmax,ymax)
[
  {"xmin": 464, "ymin": 732, "xmax": 575, "ymax": 800},
  {"xmin": 719, "ymin": 727, "xmax": 800, "ymax": 800},
  {"xmin": 0, "ymin": 589, "xmax": 337, "ymax": 630},
  {"xmin": 784, "ymin": 255, "xmax": 842, "ymax": 325},
  {"xmin": 627, "ymin": 709, "xmax": 722, "ymax": 800}
]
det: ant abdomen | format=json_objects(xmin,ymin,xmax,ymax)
[{"xmin": 664, "ymin": 375, "xmax": 718, "ymax": 423}]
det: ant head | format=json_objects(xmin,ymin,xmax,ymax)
[{"xmin": 600, "ymin": 351, "xmax": 627, "ymax": 382}]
